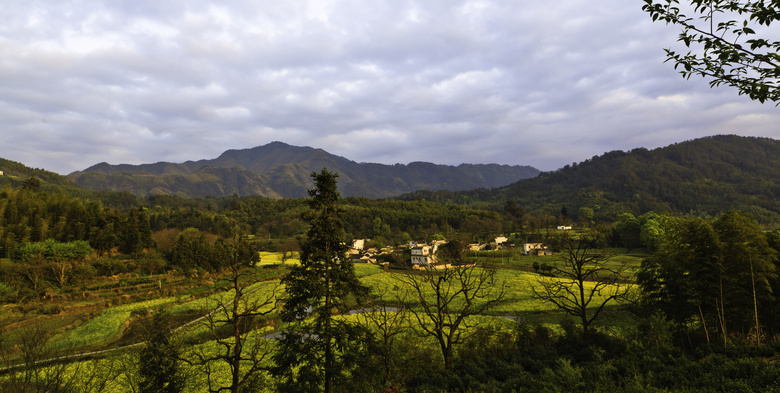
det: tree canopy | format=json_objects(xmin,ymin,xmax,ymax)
[{"xmin": 643, "ymin": 0, "xmax": 780, "ymax": 103}]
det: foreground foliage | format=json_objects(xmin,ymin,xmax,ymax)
[{"xmin": 643, "ymin": 0, "xmax": 780, "ymax": 103}]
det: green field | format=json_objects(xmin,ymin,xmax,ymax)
[{"xmin": 1, "ymin": 250, "xmax": 641, "ymax": 392}]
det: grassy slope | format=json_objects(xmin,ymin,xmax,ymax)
[{"xmin": 2, "ymin": 251, "xmax": 639, "ymax": 392}]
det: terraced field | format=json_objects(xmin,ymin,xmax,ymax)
[{"xmin": 1, "ymin": 250, "xmax": 642, "ymax": 392}]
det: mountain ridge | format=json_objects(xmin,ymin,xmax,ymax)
[{"xmin": 68, "ymin": 142, "xmax": 540, "ymax": 199}]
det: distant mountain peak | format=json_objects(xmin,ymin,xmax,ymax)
[{"xmin": 66, "ymin": 142, "xmax": 540, "ymax": 198}]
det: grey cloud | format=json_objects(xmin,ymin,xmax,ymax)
[{"xmin": 0, "ymin": 0, "xmax": 777, "ymax": 174}]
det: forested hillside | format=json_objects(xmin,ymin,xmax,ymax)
[
  {"xmin": 66, "ymin": 142, "xmax": 540, "ymax": 198},
  {"xmin": 404, "ymin": 135, "xmax": 780, "ymax": 224}
]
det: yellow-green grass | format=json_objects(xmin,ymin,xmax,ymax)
[
  {"xmin": 31, "ymin": 296, "xmax": 638, "ymax": 393},
  {"xmin": 49, "ymin": 297, "xmax": 179, "ymax": 351},
  {"xmin": 48, "ymin": 277, "xmax": 283, "ymax": 352},
  {"xmin": 359, "ymin": 267, "xmax": 629, "ymax": 317},
  {"xmin": 39, "ymin": 257, "xmax": 631, "ymax": 369},
  {"xmin": 257, "ymin": 251, "xmax": 299, "ymax": 266},
  {"xmin": 353, "ymin": 262, "xmax": 384, "ymax": 277}
]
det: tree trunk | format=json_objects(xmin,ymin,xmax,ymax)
[
  {"xmin": 325, "ymin": 260, "xmax": 333, "ymax": 393},
  {"xmin": 698, "ymin": 303, "xmax": 710, "ymax": 345},
  {"xmin": 718, "ymin": 270, "xmax": 728, "ymax": 346},
  {"xmin": 750, "ymin": 260, "xmax": 760, "ymax": 346},
  {"xmin": 443, "ymin": 345, "xmax": 453, "ymax": 371},
  {"xmin": 579, "ymin": 278, "xmax": 589, "ymax": 339},
  {"xmin": 232, "ymin": 276, "xmax": 241, "ymax": 393}
]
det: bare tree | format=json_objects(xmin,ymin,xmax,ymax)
[
  {"xmin": 356, "ymin": 287, "xmax": 409, "ymax": 386},
  {"xmin": 189, "ymin": 240, "xmax": 278, "ymax": 393},
  {"xmin": 532, "ymin": 231, "xmax": 630, "ymax": 339},
  {"xmin": 0, "ymin": 323, "xmax": 119, "ymax": 393},
  {"xmin": 398, "ymin": 262, "xmax": 505, "ymax": 371}
]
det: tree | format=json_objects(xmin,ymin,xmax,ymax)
[
  {"xmin": 356, "ymin": 288, "xmax": 409, "ymax": 387},
  {"xmin": 0, "ymin": 323, "xmax": 120, "ymax": 393},
  {"xmin": 138, "ymin": 312, "xmax": 186, "ymax": 393},
  {"xmin": 615, "ymin": 213, "xmax": 642, "ymax": 249},
  {"xmin": 436, "ymin": 239, "xmax": 468, "ymax": 265},
  {"xmin": 22, "ymin": 177, "xmax": 41, "ymax": 193},
  {"xmin": 637, "ymin": 217, "xmax": 723, "ymax": 343},
  {"xmin": 399, "ymin": 261, "xmax": 505, "ymax": 371},
  {"xmin": 191, "ymin": 238, "xmax": 277, "ymax": 393},
  {"xmin": 638, "ymin": 212, "xmax": 778, "ymax": 346},
  {"xmin": 279, "ymin": 237, "xmax": 299, "ymax": 264},
  {"xmin": 532, "ymin": 231, "xmax": 631, "ymax": 338},
  {"xmin": 642, "ymin": 0, "xmax": 780, "ymax": 103},
  {"xmin": 713, "ymin": 211, "xmax": 776, "ymax": 345},
  {"xmin": 273, "ymin": 169, "xmax": 371, "ymax": 393},
  {"xmin": 119, "ymin": 210, "xmax": 142, "ymax": 255},
  {"xmin": 578, "ymin": 207, "xmax": 595, "ymax": 226},
  {"xmin": 43, "ymin": 240, "xmax": 92, "ymax": 287}
]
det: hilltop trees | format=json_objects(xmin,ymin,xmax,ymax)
[
  {"xmin": 642, "ymin": 0, "xmax": 780, "ymax": 103},
  {"xmin": 273, "ymin": 169, "xmax": 371, "ymax": 393}
]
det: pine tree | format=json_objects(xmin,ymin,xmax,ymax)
[
  {"xmin": 273, "ymin": 169, "xmax": 371, "ymax": 393},
  {"xmin": 138, "ymin": 312, "xmax": 185, "ymax": 393}
]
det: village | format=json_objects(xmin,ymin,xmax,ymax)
[{"xmin": 347, "ymin": 226, "xmax": 573, "ymax": 268}]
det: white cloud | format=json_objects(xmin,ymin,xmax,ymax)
[{"xmin": 0, "ymin": 0, "xmax": 777, "ymax": 174}]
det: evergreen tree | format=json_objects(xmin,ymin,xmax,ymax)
[
  {"xmin": 273, "ymin": 169, "xmax": 371, "ymax": 393},
  {"xmin": 119, "ymin": 210, "xmax": 142, "ymax": 255},
  {"xmin": 138, "ymin": 312, "xmax": 185, "ymax": 393}
]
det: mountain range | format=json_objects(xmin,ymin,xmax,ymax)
[
  {"xmin": 4, "ymin": 135, "xmax": 780, "ymax": 223},
  {"xmin": 65, "ymin": 142, "xmax": 540, "ymax": 199}
]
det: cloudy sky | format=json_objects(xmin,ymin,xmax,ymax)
[{"xmin": 1, "ymin": 0, "xmax": 778, "ymax": 175}]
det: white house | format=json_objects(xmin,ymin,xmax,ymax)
[
  {"xmin": 522, "ymin": 243, "xmax": 551, "ymax": 256},
  {"xmin": 495, "ymin": 236, "xmax": 508, "ymax": 245},
  {"xmin": 557, "ymin": 226, "xmax": 572, "ymax": 230},
  {"xmin": 352, "ymin": 239, "xmax": 365, "ymax": 251},
  {"xmin": 411, "ymin": 245, "xmax": 433, "ymax": 266}
]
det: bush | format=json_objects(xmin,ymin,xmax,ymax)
[{"xmin": 0, "ymin": 281, "xmax": 15, "ymax": 303}]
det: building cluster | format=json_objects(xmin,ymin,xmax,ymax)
[{"xmin": 347, "ymin": 233, "xmax": 557, "ymax": 269}]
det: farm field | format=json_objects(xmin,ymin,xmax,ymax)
[{"xmin": 1, "ymin": 249, "xmax": 642, "ymax": 392}]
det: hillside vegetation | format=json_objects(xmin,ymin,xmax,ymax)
[
  {"xmin": 66, "ymin": 141, "xmax": 540, "ymax": 198},
  {"xmin": 404, "ymin": 135, "xmax": 780, "ymax": 224}
]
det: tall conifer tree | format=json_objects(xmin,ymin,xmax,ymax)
[{"xmin": 273, "ymin": 169, "xmax": 371, "ymax": 393}]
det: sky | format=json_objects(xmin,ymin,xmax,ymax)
[{"xmin": 1, "ymin": 0, "xmax": 778, "ymax": 175}]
